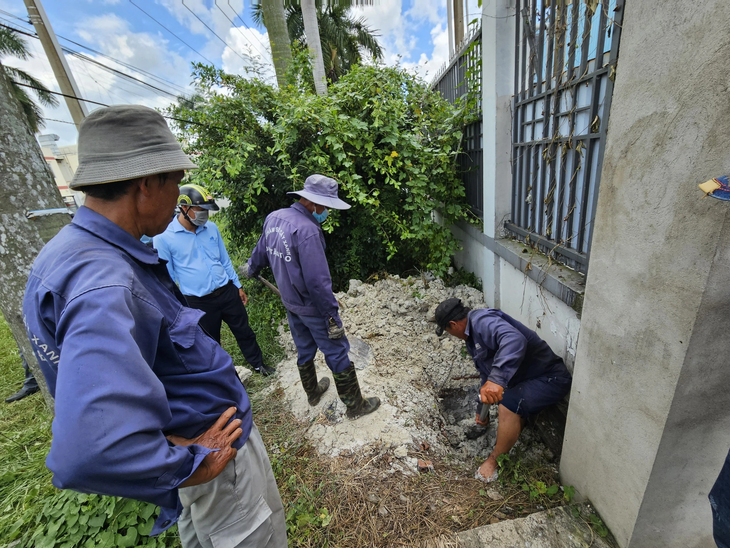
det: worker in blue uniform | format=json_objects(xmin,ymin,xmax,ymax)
[
  {"xmin": 242, "ymin": 174, "xmax": 380, "ymax": 419},
  {"xmin": 435, "ymin": 297, "xmax": 572, "ymax": 482},
  {"xmin": 22, "ymin": 105, "xmax": 286, "ymax": 547}
]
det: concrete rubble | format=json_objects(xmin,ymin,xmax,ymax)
[{"xmin": 267, "ymin": 275, "xmax": 553, "ymax": 474}]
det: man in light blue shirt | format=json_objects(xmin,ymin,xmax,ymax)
[{"xmin": 155, "ymin": 184, "xmax": 274, "ymax": 376}]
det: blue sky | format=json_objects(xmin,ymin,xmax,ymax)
[{"xmin": 0, "ymin": 0, "xmax": 480, "ymax": 145}]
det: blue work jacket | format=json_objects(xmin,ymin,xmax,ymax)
[
  {"xmin": 465, "ymin": 309, "xmax": 566, "ymax": 388},
  {"xmin": 154, "ymin": 217, "xmax": 241, "ymax": 297},
  {"xmin": 248, "ymin": 202, "xmax": 341, "ymax": 326},
  {"xmin": 22, "ymin": 207, "xmax": 252, "ymax": 535}
]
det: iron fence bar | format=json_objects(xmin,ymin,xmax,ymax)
[
  {"xmin": 544, "ymin": 0, "xmax": 555, "ymax": 95},
  {"xmin": 519, "ymin": 0, "xmax": 529, "ymax": 99},
  {"xmin": 514, "ymin": 64, "xmax": 611, "ymax": 108},
  {"xmin": 536, "ymin": 0, "xmax": 546, "ymax": 95},
  {"xmin": 578, "ymin": 0, "xmax": 610, "ymax": 252},
  {"xmin": 514, "ymin": 0, "xmax": 522, "ymax": 106},
  {"xmin": 578, "ymin": 0, "xmax": 592, "ymax": 79},
  {"xmin": 585, "ymin": 0, "xmax": 624, "ymax": 259},
  {"xmin": 528, "ymin": 2, "xmax": 538, "ymax": 98},
  {"xmin": 504, "ymin": 221, "xmax": 588, "ymax": 266},
  {"xmin": 564, "ymin": 0, "xmax": 580, "ymax": 244}
]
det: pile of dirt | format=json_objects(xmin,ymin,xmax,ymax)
[{"xmin": 268, "ymin": 275, "xmax": 552, "ymax": 475}]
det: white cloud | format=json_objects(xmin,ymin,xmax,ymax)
[{"xmin": 221, "ymin": 26, "xmax": 276, "ymax": 85}]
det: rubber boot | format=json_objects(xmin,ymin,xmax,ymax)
[
  {"xmin": 297, "ymin": 360, "xmax": 330, "ymax": 406},
  {"xmin": 333, "ymin": 364, "xmax": 380, "ymax": 419}
]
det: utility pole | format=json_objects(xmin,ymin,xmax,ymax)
[
  {"xmin": 23, "ymin": 0, "xmax": 87, "ymax": 129},
  {"xmin": 446, "ymin": 0, "xmax": 454, "ymax": 58},
  {"xmin": 453, "ymin": 0, "xmax": 464, "ymax": 51}
]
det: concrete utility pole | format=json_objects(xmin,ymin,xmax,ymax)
[
  {"xmin": 453, "ymin": 0, "xmax": 465, "ymax": 50},
  {"xmin": 23, "ymin": 0, "xmax": 87, "ymax": 129},
  {"xmin": 446, "ymin": 0, "xmax": 455, "ymax": 58}
]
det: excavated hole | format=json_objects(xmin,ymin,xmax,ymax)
[{"xmin": 438, "ymin": 385, "xmax": 497, "ymax": 461}]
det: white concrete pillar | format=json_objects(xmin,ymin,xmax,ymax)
[
  {"xmin": 480, "ymin": 0, "xmax": 515, "ymax": 307},
  {"xmin": 560, "ymin": 0, "xmax": 730, "ymax": 546}
]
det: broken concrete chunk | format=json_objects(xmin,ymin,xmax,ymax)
[
  {"xmin": 394, "ymin": 445, "xmax": 408, "ymax": 458},
  {"xmin": 417, "ymin": 459, "xmax": 434, "ymax": 473},
  {"xmin": 235, "ymin": 366, "xmax": 252, "ymax": 385}
]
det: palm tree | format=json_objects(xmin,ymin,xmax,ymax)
[
  {"xmin": 0, "ymin": 27, "xmax": 58, "ymax": 133},
  {"xmin": 253, "ymin": 1, "xmax": 383, "ymax": 85},
  {"xmin": 301, "ymin": 0, "xmax": 327, "ymax": 95},
  {"xmin": 260, "ymin": 0, "xmax": 292, "ymax": 89}
]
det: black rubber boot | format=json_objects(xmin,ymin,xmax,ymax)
[
  {"xmin": 333, "ymin": 365, "xmax": 380, "ymax": 419},
  {"xmin": 297, "ymin": 360, "xmax": 330, "ymax": 406},
  {"xmin": 5, "ymin": 384, "xmax": 40, "ymax": 403},
  {"xmin": 255, "ymin": 363, "xmax": 276, "ymax": 377}
]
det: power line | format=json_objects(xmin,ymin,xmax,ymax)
[
  {"xmin": 128, "ymin": 0, "xmax": 216, "ymax": 67},
  {"xmin": 64, "ymin": 49, "xmax": 193, "ymax": 105},
  {"xmin": 0, "ymin": 17, "xmax": 190, "ymax": 96},
  {"xmin": 11, "ymin": 82, "xmax": 219, "ymax": 130},
  {"xmin": 213, "ymin": 0, "xmax": 270, "ymax": 62},
  {"xmin": 44, "ymin": 117, "xmax": 76, "ymax": 125},
  {"xmin": 12, "ymin": 82, "xmax": 110, "ymax": 107},
  {"xmin": 0, "ymin": 22, "xmax": 194, "ymax": 107},
  {"xmin": 227, "ymin": 0, "xmax": 272, "ymax": 56},
  {"xmin": 55, "ymin": 33, "xmax": 190, "ymax": 95},
  {"xmin": 0, "ymin": 8, "xmax": 29, "ymax": 24},
  {"xmin": 180, "ymin": 0, "xmax": 249, "ymax": 63}
]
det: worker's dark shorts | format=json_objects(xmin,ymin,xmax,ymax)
[{"xmin": 499, "ymin": 373, "xmax": 572, "ymax": 419}]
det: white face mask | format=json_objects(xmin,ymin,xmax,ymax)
[
  {"xmin": 183, "ymin": 207, "xmax": 208, "ymax": 227},
  {"xmin": 190, "ymin": 209, "xmax": 208, "ymax": 226}
]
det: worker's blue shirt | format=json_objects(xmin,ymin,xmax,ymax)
[
  {"xmin": 154, "ymin": 217, "xmax": 241, "ymax": 297},
  {"xmin": 248, "ymin": 202, "xmax": 341, "ymax": 326},
  {"xmin": 22, "ymin": 206, "xmax": 252, "ymax": 535},
  {"xmin": 465, "ymin": 309, "xmax": 566, "ymax": 388}
]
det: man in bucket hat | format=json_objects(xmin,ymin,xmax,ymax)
[
  {"xmin": 22, "ymin": 105, "xmax": 286, "ymax": 547},
  {"xmin": 242, "ymin": 174, "xmax": 380, "ymax": 418},
  {"xmin": 435, "ymin": 297, "xmax": 572, "ymax": 483}
]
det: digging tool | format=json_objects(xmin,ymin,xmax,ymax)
[
  {"xmin": 257, "ymin": 275, "xmax": 281, "ymax": 298},
  {"xmin": 478, "ymin": 397, "xmax": 490, "ymax": 423}
]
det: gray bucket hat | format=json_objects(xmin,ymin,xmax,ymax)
[
  {"xmin": 69, "ymin": 105, "xmax": 197, "ymax": 189},
  {"xmin": 287, "ymin": 174, "xmax": 350, "ymax": 210}
]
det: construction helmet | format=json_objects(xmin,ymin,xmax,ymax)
[{"xmin": 177, "ymin": 184, "xmax": 219, "ymax": 211}]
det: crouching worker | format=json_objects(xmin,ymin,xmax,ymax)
[
  {"xmin": 435, "ymin": 298, "xmax": 572, "ymax": 483},
  {"xmin": 22, "ymin": 105, "xmax": 286, "ymax": 547},
  {"xmin": 242, "ymin": 174, "xmax": 380, "ymax": 419}
]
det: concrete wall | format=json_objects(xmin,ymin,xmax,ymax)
[
  {"xmin": 499, "ymin": 260, "xmax": 580, "ymax": 372},
  {"xmin": 560, "ymin": 0, "xmax": 730, "ymax": 546},
  {"xmin": 452, "ymin": 221, "xmax": 582, "ymax": 371}
]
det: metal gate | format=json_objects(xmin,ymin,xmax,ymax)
[{"xmin": 506, "ymin": 0, "xmax": 625, "ymax": 272}]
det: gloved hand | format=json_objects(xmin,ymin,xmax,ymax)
[
  {"xmin": 239, "ymin": 261, "xmax": 253, "ymax": 279},
  {"xmin": 328, "ymin": 317, "xmax": 345, "ymax": 339}
]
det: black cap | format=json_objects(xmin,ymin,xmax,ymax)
[{"xmin": 435, "ymin": 297, "xmax": 467, "ymax": 336}]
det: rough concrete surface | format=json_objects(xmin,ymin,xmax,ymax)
[
  {"xmin": 455, "ymin": 504, "xmax": 613, "ymax": 548},
  {"xmin": 559, "ymin": 0, "xmax": 730, "ymax": 546}
]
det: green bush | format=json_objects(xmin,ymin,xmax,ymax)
[{"xmin": 169, "ymin": 52, "xmax": 473, "ymax": 290}]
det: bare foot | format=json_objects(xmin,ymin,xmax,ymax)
[{"xmin": 475, "ymin": 456, "xmax": 499, "ymax": 483}]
